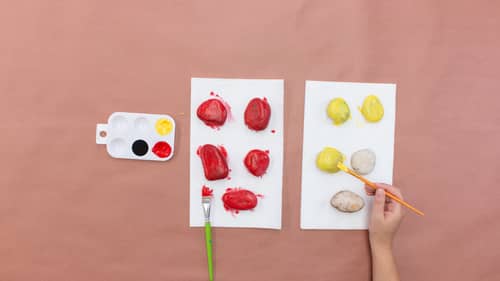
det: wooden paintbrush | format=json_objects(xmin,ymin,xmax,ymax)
[{"xmin": 337, "ymin": 163, "xmax": 424, "ymax": 216}]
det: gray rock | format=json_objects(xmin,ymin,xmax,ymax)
[
  {"xmin": 330, "ymin": 190, "xmax": 365, "ymax": 213},
  {"xmin": 351, "ymin": 149, "xmax": 376, "ymax": 175}
]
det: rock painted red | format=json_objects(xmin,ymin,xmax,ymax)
[
  {"xmin": 202, "ymin": 185, "xmax": 213, "ymax": 197},
  {"xmin": 244, "ymin": 149, "xmax": 270, "ymax": 177},
  {"xmin": 197, "ymin": 144, "xmax": 229, "ymax": 180},
  {"xmin": 222, "ymin": 188, "xmax": 260, "ymax": 214},
  {"xmin": 197, "ymin": 98, "xmax": 228, "ymax": 128},
  {"xmin": 244, "ymin": 97, "xmax": 271, "ymax": 131}
]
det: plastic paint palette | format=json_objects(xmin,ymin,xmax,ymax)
[{"xmin": 96, "ymin": 112, "xmax": 176, "ymax": 161}]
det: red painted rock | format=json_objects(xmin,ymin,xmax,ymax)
[
  {"xmin": 197, "ymin": 99, "xmax": 228, "ymax": 128},
  {"xmin": 244, "ymin": 98, "xmax": 271, "ymax": 131},
  {"xmin": 244, "ymin": 149, "xmax": 270, "ymax": 177},
  {"xmin": 198, "ymin": 144, "xmax": 229, "ymax": 180},
  {"xmin": 222, "ymin": 188, "xmax": 259, "ymax": 213}
]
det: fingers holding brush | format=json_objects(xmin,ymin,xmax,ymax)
[
  {"xmin": 365, "ymin": 183, "xmax": 405, "ymax": 215},
  {"xmin": 364, "ymin": 183, "xmax": 402, "ymax": 198}
]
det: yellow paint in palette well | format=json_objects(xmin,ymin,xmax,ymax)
[
  {"xmin": 155, "ymin": 118, "xmax": 173, "ymax": 135},
  {"xmin": 359, "ymin": 95, "xmax": 384, "ymax": 122}
]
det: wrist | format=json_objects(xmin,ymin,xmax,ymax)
[{"xmin": 369, "ymin": 235, "xmax": 393, "ymax": 253}]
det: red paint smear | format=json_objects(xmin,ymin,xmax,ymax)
[
  {"xmin": 197, "ymin": 98, "xmax": 228, "ymax": 129},
  {"xmin": 218, "ymin": 145, "xmax": 228, "ymax": 159},
  {"xmin": 216, "ymin": 93, "xmax": 233, "ymax": 122},
  {"xmin": 202, "ymin": 185, "xmax": 213, "ymax": 197},
  {"xmin": 198, "ymin": 144, "xmax": 229, "ymax": 181},
  {"xmin": 222, "ymin": 188, "xmax": 261, "ymax": 215},
  {"xmin": 271, "ymin": 129, "xmax": 276, "ymax": 134},
  {"xmin": 152, "ymin": 141, "xmax": 172, "ymax": 158},
  {"xmin": 244, "ymin": 149, "xmax": 270, "ymax": 177},
  {"xmin": 244, "ymin": 97, "xmax": 271, "ymax": 131}
]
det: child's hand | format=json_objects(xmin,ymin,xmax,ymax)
[{"xmin": 365, "ymin": 183, "xmax": 405, "ymax": 250}]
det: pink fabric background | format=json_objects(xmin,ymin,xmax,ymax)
[{"xmin": 1, "ymin": 1, "xmax": 499, "ymax": 280}]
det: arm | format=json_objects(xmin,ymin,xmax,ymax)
[
  {"xmin": 366, "ymin": 184, "xmax": 405, "ymax": 281},
  {"xmin": 371, "ymin": 241, "xmax": 399, "ymax": 281}
]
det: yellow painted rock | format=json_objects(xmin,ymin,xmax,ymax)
[
  {"xmin": 327, "ymin": 98, "xmax": 350, "ymax": 125},
  {"xmin": 360, "ymin": 95, "xmax": 384, "ymax": 122},
  {"xmin": 316, "ymin": 147, "xmax": 344, "ymax": 173}
]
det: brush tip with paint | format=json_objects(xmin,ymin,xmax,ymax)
[
  {"xmin": 202, "ymin": 185, "xmax": 213, "ymax": 221},
  {"xmin": 336, "ymin": 162, "xmax": 349, "ymax": 173}
]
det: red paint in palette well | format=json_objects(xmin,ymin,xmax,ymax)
[{"xmin": 152, "ymin": 141, "xmax": 172, "ymax": 158}]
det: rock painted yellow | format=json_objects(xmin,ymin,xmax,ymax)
[
  {"xmin": 316, "ymin": 147, "xmax": 345, "ymax": 173},
  {"xmin": 327, "ymin": 98, "xmax": 350, "ymax": 125},
  {"xmin": 360, "ymin": 95, "xmax": 384, "ymax": 122},
  {"xmin": 155, "ymin": 118, "xmax": 173, "ymax": 136}
]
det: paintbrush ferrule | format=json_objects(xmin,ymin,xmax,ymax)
[{"xmin": 202, "ymin": 197, "xmax": 211, "ymax": 222}]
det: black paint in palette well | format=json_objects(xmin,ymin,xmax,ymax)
[{"xmin": 132, "ymin": 139, "xmax": 149, "ymax": 156}]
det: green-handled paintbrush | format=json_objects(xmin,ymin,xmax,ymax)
[{"xmin": 202, "ymin": 186, "xmax": 214, "ymax": 281}]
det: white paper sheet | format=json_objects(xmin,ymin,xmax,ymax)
[
  {"xmin": 300, "ymin": 81, "xmax": 396, "ymax": 230},
  {"xmin": 190, "ymin": 78, "xmax": 284, "ymax": 229}
]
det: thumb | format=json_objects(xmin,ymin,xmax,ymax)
[{"xmin": 371, "ymin": 188, "xmax": 386, "ymax": 219}]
